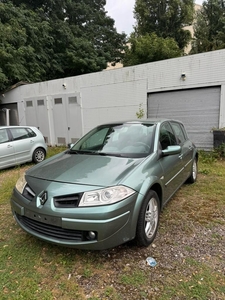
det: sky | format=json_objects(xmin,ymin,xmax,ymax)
[{"xmin": 105, "ymin": 0, "xmax": 204, "ymax": 35}]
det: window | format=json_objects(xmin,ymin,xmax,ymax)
[
  {"xmin": 10, "ymin": 128, "xmax": 31, "ymax": 141},
  {"xmin": 54, "ymin": 98, "xmax": 62, "ymax": 105},
  {"xmin": 80, "ymin": 127, "xmax": 109, "ymax": 150},
  {"xmin": 159, "ymin": 122, "xmax": 177, "ymax": 150},
  {"xmin": 27, "ymin": 128, "xmax": 36, "ymax": 137},
  {"xmin": 0, "ymin": 129, "xmax": 9, "ymax": 144},
  {"xmin": 171, "ymin": 122, "xmax": 186, "ymax": 144},
  {"xmin": 26, "ymin": 101, "xmax": 33, "ymax": 107},
  {"xmin": 37, "ymin": 99, "xmax": 44, "ymax": 106},
  {"xmin": 68, "ymin": 96, "xmax": 77, "ymax": 104},
  {"xmin": 73, "ymin": 123, "xmax": 155, "ymax": 158}
]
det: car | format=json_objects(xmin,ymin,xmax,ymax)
[
  {"xmin": 0, "ymin": 126, "xmax": 47, "ymax": 170},
  {"xmin": 11, "ymin": 119, "xmax": 198, "ymax": 250}
]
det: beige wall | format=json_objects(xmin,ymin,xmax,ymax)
[{"xmin": 184, "ymin": 4, "xmax": 202, "ymax": 54}]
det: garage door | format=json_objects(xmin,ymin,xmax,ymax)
[{"xmin": 147, "ymin": 87, "xmax": 220, "ymax": 149}]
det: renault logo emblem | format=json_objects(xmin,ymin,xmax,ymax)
[{"xmin": 39, "ymin": 191, "xmax": 48, "ymax": 205}]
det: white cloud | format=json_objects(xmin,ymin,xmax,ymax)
[{"xmin": 105, "ymin": 0, "xmax": 136, "ymax": 34}]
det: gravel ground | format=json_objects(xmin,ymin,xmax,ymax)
[{"xmin": 77, "ymin": 221, "xmax": 225, "ymax": 299}]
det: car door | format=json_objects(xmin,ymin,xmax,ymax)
[
  {"xmin": 0, "ymin": 128, "xmax": 15, "ymax": 169},
  {"xmin": 8, "ymin": 127, "xmax": 34, "ymax": 164},
  {"xmin": 158, "ymin": 122, "xmax": 184, "ymax": 202},
  {"xmin": 170, "ymin": 121, "xmax": 194, "ymax": 181}
]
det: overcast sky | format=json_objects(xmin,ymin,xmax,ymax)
[{"xmin": 105, "ymin": 0, "xmax": 204, "ymax": 35}]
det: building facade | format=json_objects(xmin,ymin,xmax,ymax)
[{"xmin": 1, "ymin": 49, "xmax": 225, "ymax": 150}]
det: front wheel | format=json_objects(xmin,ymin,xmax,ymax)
[
  {"xmin": 136, "ymin": 190, "xmax": 160, "ymax": 247},
  {"xmin": 33, "ymin": 148, "xmax": 46, "ymax": 164}
]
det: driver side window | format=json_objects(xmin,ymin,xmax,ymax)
[{"xmin": 159, "ymin": 122, "xmax": 177, "ymax": 150}]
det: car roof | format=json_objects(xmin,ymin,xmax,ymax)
[
  {"xmin": 0, "ymin": 125, "xmax": 35, "ymax": 129},
  {"xmin": 97, "ymin": 118, "xmax": 182, "ymax": 126}
]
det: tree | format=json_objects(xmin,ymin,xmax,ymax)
[
  {"xmin": 123, "ymin": 33, "xmax": 181, "ymax": 66},
  {"xmin": 191, "ymin": 0, "xmax": 225, "ymax": 54},
  {"xmin": 0, "ymin": 2, "xmax": 54, "ymax": 91},
  {"xmin": 134, "ymin": 0, "xmax": 195, "ymax": 50},
  {"xmin": 0, "ymin": 0, "xmax": 126, "ymax": 92}
]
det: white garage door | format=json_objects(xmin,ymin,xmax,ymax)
[{"xmin": 147, "ymin": 87, "xmax": 220, "ymax": 149}]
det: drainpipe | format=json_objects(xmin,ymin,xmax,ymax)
[{"xmin": 2, "ymin": 108, "xmax": 10, "ymax": 125}]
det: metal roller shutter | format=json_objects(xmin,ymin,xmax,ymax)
[{"xmin": 147, "ymin": 87, "xmax": 220, "ymax": 150}]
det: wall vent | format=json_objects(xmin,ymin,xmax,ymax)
[
  {"xmin": 37, "ymin": 99, "xmax": 44, "ymax": 106},
  {"xmin": 57, "ymin": 137, "xmax": 66, "ymax": 145},
  {"xmin": 68, "ymin": 96, "xmax": 77, "ymax": 104},
  {"xmin": 71, "ymin": 138, "xmax": 79, "ymax": 143},
  {"xmin": 54, "ymin": 98, "xmax": 62, "ymax": 105},
  {"xmin": 26, "ymin": 101, "xmax": 33, "ymax": 107}
]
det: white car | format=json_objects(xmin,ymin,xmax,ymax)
[{"xmin": 0, "ymin": 126, "xmax": 47, "ymax": 170}]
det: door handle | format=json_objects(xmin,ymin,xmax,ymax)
[
  {"xmin": 7, "ymin": 144, "xmax": 13, "ymax": 148},
  {"xmin": 179, "ymin": 154, "xmax": 183, "ymax": 160},
  {"xmin": 189, "ymin": 146, "xmax": 193, "ymax": 150}
]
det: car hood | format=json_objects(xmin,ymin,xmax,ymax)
[{"xmin": 26, "ymin": 152, "xmax": 143, "ymax": 187}]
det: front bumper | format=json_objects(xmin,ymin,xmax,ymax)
[{"xmin": 11, "ymin": 187, "xmax": 139, "ymax": 250}]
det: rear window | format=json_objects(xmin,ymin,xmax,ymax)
[
  {"xmin": 170, "ymin": 122, "xmax": 187, "ymax": 144},
  {"xmin": 10, "ymin": 128, "xmax": 36, "ymax": 141}
]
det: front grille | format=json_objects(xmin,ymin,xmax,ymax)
[
  {"xmin": 16, "ymin": 213, "xmax": 93, "ymax": 241},
  {"xmin": 54, "ymin": 193, "xmax": 83, "ymax": 208}
]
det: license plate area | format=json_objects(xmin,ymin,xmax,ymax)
[{"xmin": 24, "ymin": 208, "xmax": 62, "ymax": 227}]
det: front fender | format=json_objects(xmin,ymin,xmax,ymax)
[{"xmin": 129, "ymin": 176, "xmax": 163, "ymax": 239}]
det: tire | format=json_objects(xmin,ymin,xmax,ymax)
[
  {"xmin": 33, "ymin": 148, "xmax": 46, "ymax": 164},
  {"xmin": 136, "ymin": 190, "xmax": 160, "ymax": 247},
  {"xmin": 187, "ymin": 157, "xmax": 198, "ymax": 183}
]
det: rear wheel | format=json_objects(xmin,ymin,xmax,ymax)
[
  {"xmin": 187, "ymin": 157, "xmax": 198, "ymax": 183},
  {"xmin": 136, "ymin": 190, "xmax": 160, "ymax": 247},
  {"xmin": 33, "ymin": 148, "xmax": 46, "ymax": 164}
]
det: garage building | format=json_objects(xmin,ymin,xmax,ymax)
[{"xmin": 1, "ymin": 49, "xmax": 225, "ymax": 150}]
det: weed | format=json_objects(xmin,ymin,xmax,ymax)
[
  {"xmin": 120, "ymin": 270, "xmax": 147, "ymax": 287},
  {"xmin": 214, "ymin": 143, "xmax": 225, "ymax": 159},
  {"xmin": 83, "ymin": 267, "xmax": 92, "ymax": 278},
  {"xmin": 198, "ymin": 149, "xmax": 217, "ymax": 164},
  {"xmin": 46, "ymin": 145, "xmax": 67, "ymax": 158},
  {"xmin": 136, "ymin": 103, "xmax": 145, "ymax": 119},
  {"xmin": 159, "ymin": 260, "xmax": 224, "ymax": 300},
  {"xmin": 104, "ymin": 286, "xmax": 120, "ymax": 299}
]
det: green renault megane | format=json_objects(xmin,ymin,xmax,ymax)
[{"xmin": 11, "ymin": 119, "xmax": 198, "ymax": 250}]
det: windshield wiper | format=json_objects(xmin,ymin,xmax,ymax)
[
  {"xmin": 69, "ymin": 149, "xmax": 123, "ymax": 157},
  {"xmin": 68, "ymin": 149, "xmax": 83, "ymax": 154},
  {"xmin": 96, "ymin": 152, "xmax": 123, "ymax": 157}
]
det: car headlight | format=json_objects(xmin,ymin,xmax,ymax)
[
  {"xmin": 79, "ymin": 186, "xmax": 135, "ymax": 207},
  {"xmin": 15, "ymin": 174, "xmax": 27, "ymax": 194}
]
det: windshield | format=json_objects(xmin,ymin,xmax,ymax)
[{"xmin": 71, "ymin": 123, "xmax": 156, "ymax": 158}]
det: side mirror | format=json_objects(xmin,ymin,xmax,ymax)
[
  {"xmin": 68, "ymin": 143, "xmax": 74, "ymax": 148},
  {"xmin": 162, "ymin": 145, "xmax": 181, "ymax": 156}
]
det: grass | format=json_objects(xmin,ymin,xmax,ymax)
[{"xmin": 0, "ymin": 149, "xmax": 225, "ymax": 300}]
